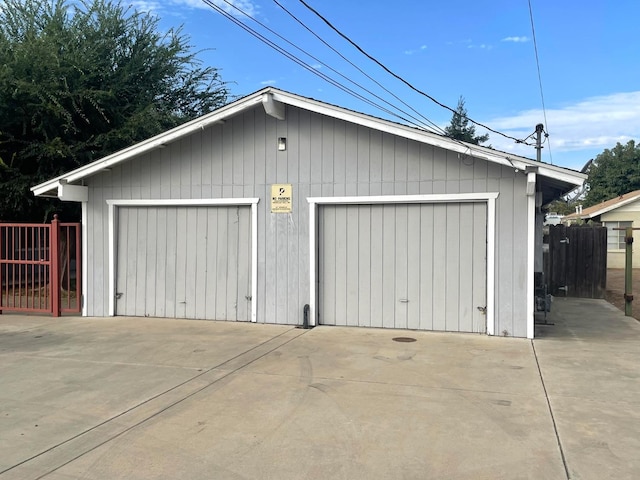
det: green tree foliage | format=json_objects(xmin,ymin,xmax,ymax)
[
  {"xmin": 545, "ymin": 199, "xmax": 577, "ymax": 216},
  {"xmin": 444, "ymin": 96, "xmax": 489, "ymax": 145},
  {"xmin": 0, "ymin": 0, "xmax": 229, "ymax": 221},
  {"xmin": 584, "ymin": 140, "xmax": 640, "ymax": 207}
]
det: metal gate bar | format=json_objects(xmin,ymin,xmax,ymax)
[
  {"xmin": 0, "ymin": 216, "xmax": 81, "ymax": 316},
  {"xmin": 59, "ymin": 222, "xmax": 81, "ymax": 314}
]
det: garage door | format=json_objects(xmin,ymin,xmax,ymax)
[
  {"xmin": 319, "ymin": 203, "xmax": 487, "ymax": 332},
  {"xmin": 116, "ymin": 205, "xmax": 251, "ymax": 320}
]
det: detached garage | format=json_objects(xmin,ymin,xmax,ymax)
[{"xmin": 32, "ymin": 87, "xmax": 585, "ymax": 338}]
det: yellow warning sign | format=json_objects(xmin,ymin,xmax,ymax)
[{"xmin": 271, "ymin": 184, "xmax": 293, "ymax": 213}]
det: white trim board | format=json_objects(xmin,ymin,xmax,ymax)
[
  {"xmin": 106, "ymin": 198, "xmax": 260, "ymax": 322},
  {"xmin": 307, "ymin": 193, "xmax": 498, "ymax": 335},
  {"xmin": 526, "ymin": 176, "xmax": 537, "ymax": 340},
  {"xmin": 32, "ymin": 87, "xmax": 585, "ymax": 198}
]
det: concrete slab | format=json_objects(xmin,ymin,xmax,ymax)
[
  {"xmin": 535, "ymin": 298, "xmax": 640, "ymax": 480},
  {"xmin": 244, "ymin": 327, "xmax": 542, "ymax": 396},
  {"xmin": 46, "ymin": 372, "xmax": 564, "ymax": 480},
  {"xmin": 0, "ymin": 316, "xmax": 296, "ymax": 477},
  {"xmin": 3, "ymin": 301, "xmax": 637, "ymax": 480},
  {"xmin": 1, "ymin": 318, "xmax": 565, "ymax": 480}
]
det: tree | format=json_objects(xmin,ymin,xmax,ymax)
[
  {"xmin": 0, "ymin": 0, "xmax": 229, "ymax": 221},
  {"xmin": 545, "ymin": 198, "xmax": 578, "ymax": 216},
  {"xmin": 583, "ymin": 140, "xmax": 640, "ymax": 207},
  {"xmin": 444, "ymin": 96, "xmax": 489, "ymax": 145}
]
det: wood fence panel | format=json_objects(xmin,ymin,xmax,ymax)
[{"xmin": 545, "ymin": 224, "xmax": 606, "ymax": 299}]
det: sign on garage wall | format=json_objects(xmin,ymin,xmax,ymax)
[{"xmin": 271, "ymin": 184, "xmax": 293, "ymax": 213}]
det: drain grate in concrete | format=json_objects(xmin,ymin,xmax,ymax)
[{"xmin": 392, "ymin": 337, "xmax": 416, "ymax": 343}]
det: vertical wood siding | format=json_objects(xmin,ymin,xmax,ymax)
[
  {"xmin": 115, "ymin": 206, "xmax": 251, "ymax": 320},
  {"xmin": 318, "ymin": 203, "xmax": 487, "ymax": 332},
  {"xmin": 86, "ymin": 104, "xmax": 529, "ymax": 335}
]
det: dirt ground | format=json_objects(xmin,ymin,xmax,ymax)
[{"xmin": 605, "ymin": 268, "xmax": 640, "ymax": 321}]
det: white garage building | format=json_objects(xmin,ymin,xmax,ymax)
[{"xmin": 32, "ymin": 88, "xmax": 585, "ymax": 338}]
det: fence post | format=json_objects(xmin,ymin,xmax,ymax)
[
  {"xmin": 51, "ymin": 215, "xmax": 61, "ymax": 317},
  {"xmin": 624, "ymin": 226, "xmax": 633, "ymax": 316}
]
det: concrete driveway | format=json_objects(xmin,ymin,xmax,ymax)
[{"xmin": 0, "ymin": 298, "xmax": 638, "ymax": 479}]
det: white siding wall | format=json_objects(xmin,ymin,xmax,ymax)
[{"xmin": 86, "ymin": 104, "xmax": 529, "ymax": 336}]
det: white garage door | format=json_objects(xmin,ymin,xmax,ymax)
[
  {"xmin": 116, "ymin": 205, "xmax": 251, "ymax": 320},
  {"xmin": 319, "ymin": 203, "xmax": 487, "ymax": 332}
]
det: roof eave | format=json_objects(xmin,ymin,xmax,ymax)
[
  {"xmin": 269, "ymin": 90, "xmax": 586, "ymax": 188},
  {"xmin": 584, "ymin": 195, "xmax": 640, "ymax": 218},
  {"xmin": 31, "ymin": 90, "xmax": 268, "ymax": 197},
  {"xmin": 32, "ymin": 86, "xmax": 586, "ymax": 197}
]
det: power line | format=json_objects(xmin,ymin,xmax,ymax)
[
  {"xmin": 272, "ymin": 0, "xmax": 449, "ymax": 137},
  {"xmin": 201, "ymin": 0, "xmax": 435, "ymax": 131},
  {"xmin": 211, "ymin": 0, "xmax": 474, "ymax": 153},
  {"xmin": 217, "ymin": 0, "xmax": 441, "ymax": 132},
  {"xmin": 296, "ymin": 0, "xmax": 530, "ymax": 145},
  {"xmin": 528, "ymin": 0, "xmax": 553, "ymax": 164},
  {"xmin": 204, "ymin": 0, "xmax": 446, "ymax": 134}
]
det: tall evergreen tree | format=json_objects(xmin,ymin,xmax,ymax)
[
  {"xmin": 0, "ymin": 0, "xmax": 229, "ymax": 221},
  {"xmin": 584, "ymin": 140, "xmax": 640, "ymax": 206},
  {"xmin": 444, "ymin": 96, "xmax": 489, "ymax": 145}
]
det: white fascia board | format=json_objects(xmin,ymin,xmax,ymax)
[
  {"xmin": 32, "ymin": 93, "xmax": 266, "ymax": 196},
  {"xmin": 586, "ymin": 195, "xmax": 640, "ymax": 218},
  {"xmin": 32, "ymin": 181, "xmax": 62, "ymax": 198},
  {"xmin": 273, "ymin": 92, "xmax": 514, "ymax": 168},
  {"xmin": 536, "ymin": 165, "xmax": 586, "ymax": 186},
  {"xmin": 271, "ymin": 90, "xmax": 586, "ymax": 186}
]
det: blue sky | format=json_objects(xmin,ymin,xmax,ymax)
[{"xmin": 132, "ymin": 0, "xmax": 639, "ymax": 172}]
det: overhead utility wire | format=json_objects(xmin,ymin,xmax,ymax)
[
  {"xmin": 203, "ymin": 0, "xmax": 439, "ymax": 133},
  {"xmin": 296, "ymin": 0, "xmax": 529, "ymax": 145},
  {"xmin": 528, "ymin": 0, "xmax": 553, "ymax": 164},
  {"xmin": 272, "ymin": 0, "xmax": 449, "ymax": 137},
  {"xmin": 216, "ymin": 0, "xmax": 439, "ymax": 133}
]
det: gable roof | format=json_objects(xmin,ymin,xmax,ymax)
[
  {"xmin": 32, "ymin": 87, "xmax": 586, "ymax": 198},
  {"xmin": 564, "ymin": 189, "xmax": 640, "ymax": 220}
]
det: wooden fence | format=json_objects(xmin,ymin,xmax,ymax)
[{"xmin": 544, "ymin": 224, "xmax": 607, "ymax": 298}]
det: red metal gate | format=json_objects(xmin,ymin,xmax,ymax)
[{"xmin": 0, "ymin": 215, "xmax": 81, "ymax": 316}]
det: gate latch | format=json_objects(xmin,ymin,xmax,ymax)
[
  {"xmin": 477, "ymin": 306, "xmax": 487, "ymax": 315},
  {"xmin": 115, "ymin": 292, "xmax": 123, "ymax": 299}
]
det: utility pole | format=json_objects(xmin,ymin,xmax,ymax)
[{"xmin": 535, "ymin": 123, "xmax": 544, "ymax": 163}]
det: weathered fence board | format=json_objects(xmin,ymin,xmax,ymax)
[{"xmin": 545, "ymin": 224, "xmax": 607, "ymax": 298}]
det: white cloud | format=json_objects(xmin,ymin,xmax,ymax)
[
  {"xmin": 129, "ymin": 1, "xmax": 162, "ymax": 12},
  {"xmin": 132, "ymin": 0, "xmax": 258, "ymax": 17},
  {"xmin": 404, "ymin": 45, "xmax": 427, "ymax": 55},
  {"xmin": 260, "ymin": 79, "xmax": 277, "ymax": 85},
  {"xmin": 501, "ymin": 36, "xmax": 529, "ymax": 43},
  {"xmin": 176, "ymin": 0, "xmax": 257, "ymax": 16},
  {"xmin": 479, "ymin": 91, "xmax": 640, "ymax": 168},
  {"xmin": 466, "ymin": 42, "xmax": 492, "ymax": 50}
]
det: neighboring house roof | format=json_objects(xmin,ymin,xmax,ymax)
[
  {"xmin": 32, "ymin": 87, "xmax": 586, "ymax": 198},
  {"xmin": 564, "ymin": 189, "xmax": 640, "ymax": 221}
]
